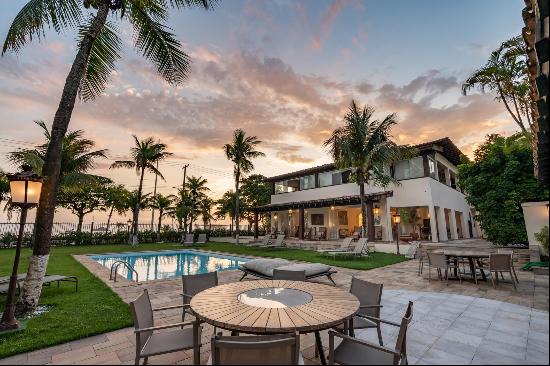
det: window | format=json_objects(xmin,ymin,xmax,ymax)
[
  {"xmin": 311, "ymin": 214, "xmax": 324, "ymax": 225},
  {"xmin": 274, "ymin": 179, "xmax": 300, "ymax": 194},
  {"xmin": 427, "ymin": 156, "xmax": 437, "ymax": 179},
  {"xmin": 394, "ymin": 156, "xmax": 424, "ymax": 180},
  {"xmin": 337, "ymin": 211, "xmax": 348, "ymax": 225},
  {"xmin": 300, "ymin": 175, "xmax": 316, "ymax": 190},
  {"xmin": 319, "ymin": 171, "xmax": 343, "ymax": 187},
  {"xmin": 450, "ymin": 171, "xmax": 457, "ymax": 189},
  {"xmin": 437, "ymin": 161, "xmax": 448, "ymax": 184}
]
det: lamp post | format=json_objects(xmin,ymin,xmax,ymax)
[
  {"xmin": 0, "ymin": 167, "xmax": 43, "ymax": 332},
  {"xmin": 393, "ymin": 212, "xmax": 401, "ymax": 255}
]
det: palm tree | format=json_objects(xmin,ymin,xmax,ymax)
[
  {"xmin": 199, "ymin": 197, "xmax": 215, "ymax": 229},
  {"xmin": 110, "ymin": 136, "xmax": 172, "ymax": 245},
  {"xmin": 9, "ymin": 121, "xmax": 108, "ymax": 186},
  {"xmin": 223, "ymin": 130, "xmax": 265, "ymax": 244},
  {"xmin": 185, "ymin": 176, "xmax": 210, "ymax": 232},
  {"xmin": 215, "ymin": 190, "xmax": 243, "ymax": 235},
  {"xmin": 3, "ymin": 0, "xmax": 216, "ymax": 316},
  {"xmin": 102, "ymin": 184, "xmax": 131, "ymax": 234},
  {"xmin": 169, "ymin": 188, "xmax": 193, "ymax": 241},
  {"xmin": 150, "ymin": 194, "xmax": 175, "ymax": 239},
  {"xmin": 462, "ymin": 36, "xmax": 532, "ymax": 135},
  {"xmin": 324, "ymin": 100, "xmax": 414, "ymax": 241}
]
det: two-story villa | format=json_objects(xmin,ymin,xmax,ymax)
[{"xmin": 251, "ymin": 137, "xmax": 481, "ymax": 243}]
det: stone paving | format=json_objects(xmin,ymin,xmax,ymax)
[{"xmin": 0, "ymin": 250, "xmax": 548, "ymax": 365}]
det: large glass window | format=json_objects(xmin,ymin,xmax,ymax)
[
  {"xmin": 394, "ymin": 156, "xmax": 424, "ymax": 180},
  {"xmin": 311, "ymin": 214, "xmax": 324, "ymax": 225},
  {"xmin": 319, "ymin": 171, "xmax": 343, "ymax": 187},
  {"xmin": 427, "ymin": 156, "xmax": 437, "ymax": 179},
  {"xmin": 274, "ymin": 179, "xmax": 300, "ymax": 194},
  {"xmin": 300, "ymin": 175, "xmax": 316, "ymax": 190}
]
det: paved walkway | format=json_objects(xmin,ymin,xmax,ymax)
[{"xmin": 0, "ymin": 251, "xmax": 548, "ymax": 365}]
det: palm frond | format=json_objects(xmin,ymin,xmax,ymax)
[
  {"xmin": 110, "ymin": 160, "xmax": 136, "ymax": 169},
  {"xmin": 78, "ymin": 19, "xmax": 122, "ymax": 101},
  {"xmin": 2, "ymin": 0, "xmax": 82, "ymax": 55},
  {"xmin": 128, "ymin": 0, "xmax": 190, "ymax": 85},
  {"xmin": 168, "ymin": 0, "xmax": 218, "ymax": 10}
]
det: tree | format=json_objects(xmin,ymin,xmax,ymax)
[
  {"xmin": 185, "ymin": 176, "xmax": 210, "ymax": 232},
  {"xmin": 169, "ymin": 188, "xmax": 193, "ymax": 240},
  {"xmin": 3, "ymin": 0, "xmax": 217, "ymax": 315},
  {"xmin": 0, "ymin": 170, "xmax": 9, "ymax": 209},
  {"xmin": 240, "ymin": 174, "xmax": 271, "ymax": 230},
  {"xmin": 150, "ymin": 194, "xmax": 175, "ymax": 239},
  {"xmin": 458, "ymin": 133, "xmax": 548, "ymax": 245},
  {"xmin": 215, "ymin": 190, "xmax": 244, "ymax": 234},
  {"xmin": 199, "ymin": 197, "xmax": 215, "ymax": 229},
  {"xmin": 462, "ymin": 36, "xmax": 532, "ymax": 135},
  {"xmin": 110, "ymin": 136, "xmax": 172, "ymax": 245},
  {"xmin": 57, "ymin": 183, "xmax": 106, "ymax": 233},
  {"xmin": 101, "ymin": 184, "xmax": 131, "ymax": 233},
  {"xmin": 324, "ymin": 100, "xmax": 414, "ymax": 241},
  {"xmin": 223, "ymin": 130, "xmax": 265, "ymax": 244}
]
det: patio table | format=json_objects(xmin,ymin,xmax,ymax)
[
  {"xmin": 433, "ymin": 249, "xmax": 491, "ymax": 281},
  {"xmin": 190, "ymin": 279, "xmax": 359, "ymax": 365}
]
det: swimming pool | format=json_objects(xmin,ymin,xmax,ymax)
[{"xmin": 90, "ymin": 250, "xmax": 250, "ymax": 282}]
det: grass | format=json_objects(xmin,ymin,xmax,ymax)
[{"xmin": 0, "ymin": 242, "xmax": 406, "ymax": 358}]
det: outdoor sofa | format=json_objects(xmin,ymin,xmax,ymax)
[{"xmin": 238, "ymin": 258, "xmax": 337, "ymax": 285}]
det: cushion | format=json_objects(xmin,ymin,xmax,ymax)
[
  {"xmin": 275, "ymin": 263, "xmax": 331, "ymax": 277},
  {"xmin": 241, "ymin": 259, "xmax": 292, "ymax": 276}
]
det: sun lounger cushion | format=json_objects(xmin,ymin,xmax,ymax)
[
  {"xmin": 241, "ymin": 259, "xmax": 292, "ymax": 276},
  {"xmin": 275, "ymin": 263, "xmax": 332, "ymax": 277}
]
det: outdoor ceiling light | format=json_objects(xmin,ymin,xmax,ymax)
[{"xmin": 373, "ymin": 207, "xmax": 380, "ymax": 215}]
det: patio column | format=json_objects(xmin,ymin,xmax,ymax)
[
  {"xmin": 299, "ymin": 207, "xmax": 305, "ymax": 240},
  {"xmin": 386, "ymin": 204, "xmax": 393, "ymax": 242},
  {"xmin": 437, "ymin": 207, "xmax": 448, "ymax": 241},
  {"xmin": 253, "ymin": 212, "xmax": 259, "ymax": 239},
  {"xmin": 449, "ymin": 209, "xmax": 458, "ymax": 240},
  {"xmin": 462, "ymin": 212, "xmax": 471, "ymax": 239},
  {"xmin": 428, "ymin": 206, "xmax": 438, "ymax": 242}
]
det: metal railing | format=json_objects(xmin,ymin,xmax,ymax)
[{"xmin": 109, "ymin": 260, "xmax": 139, "ymax": 282}]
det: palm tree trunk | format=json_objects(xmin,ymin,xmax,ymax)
[
  {"xmin": 157, "ymin": 209, "xmax": 162, "ymax": 242},
  {"xmin": 235, "ymin": 169, "xmax": 241, "ymax": 245},
  {"xmin": 105, "ymin": 206, "xmax": 114, "ymax": 234},
  {"xmin": 15, "ymin": 2, "xmax": 110, "ymax": 316},
  {"xmin": 497, "ymin": 83, "xmax": 528, "ymax": 134},
  {"xmin": 132, "ymin": 167, "xmax": 146, "ymax": 246},
  {"xmin": 366, "ymin": 200, "xmax": 375, "ymax": 242},
  {"xmin": 358, "ymin": 171, "xmax": 368, "ymax": 239}
]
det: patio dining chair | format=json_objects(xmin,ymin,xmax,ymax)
[
  {"xmin": 273, "ymin": 269, "xmax": 307, "ymax": 281},
  {"xmin": 497, "ymin": 248, "xmax": 519, "ymax": 283},
  {"xmin": 488, "ymin": 253, "xmax": 517, "ymax": 290},
  {"xmin": 427, "ymin": 252, "xmax": 463, "ymax": 284},
  {"xmin": 329, "ymin": 301, "xmax": 413, "ymax": 365},
  {"xmin": 209, "ymin": 332, "xmax": 303, "ymax": 365},
  {"xmin": 182, "ymin": 272, "xmax": 219, "ymax": 324},
  {"xmin": 130, "ymin": 289, "xmax": 201, "ymax": 366},
  {"xmin": 333, "ymin": 277, "xmax": 384, "ymax": 346}
]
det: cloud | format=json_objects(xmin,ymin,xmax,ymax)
[{"xmin": 311, "ymin": 0, "xmax": 351, "ymax": 50}]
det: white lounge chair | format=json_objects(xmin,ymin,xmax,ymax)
[
  {"xmin": 325, "ymin": 238, "xmax": 368, "ymax": 258},
  {"xmin": 264, "ymin": 234, "xmax": 285, "ymax": 248},
  {"xmin": 318, "ymin": 237, "xmax": 353, "ymax": 254},
  {"xmin": 196, "ymin": 233, "xmax": 207, "ymax": 244},
  {"xmin": 246, "ymin": 235, "xmax": 271, "ymax": 247},
  {"xmin": 183, "ymin": 233, "xmax": 194, "ymax": 245}
]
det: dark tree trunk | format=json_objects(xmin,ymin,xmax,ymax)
[
  {"xmin": 132, "ymin": 166, "xmax": 146, "ymax": 245},
  {"xmin": 235, "ymin": 168, "xmax": 241, "ymax": 244},
  {"xmin": 77, "ymin": 213, "xmax": 84, "ymax": 234},
  {"xmin": 358, "ymin": 171, "xmax": 368, "ymax": 239},
  {"xmin": 105, "ymin": 206, "xmax": 114, "ymax": 234},
  {"xmin": 16, "ymin": 1, "xmax": 110, "ymax": 315},
  {"xmin": 366, "ymin": 200, "xmax": 375, "ymax": 242}
]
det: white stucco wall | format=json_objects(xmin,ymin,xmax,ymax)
[{"xmin": 521, "ymin": 201, "xmax": 549, "ymax": 251}]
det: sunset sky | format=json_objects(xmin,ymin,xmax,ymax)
[{"xmin": 0, "ymin": 0, "xmax": 524, "ymax": 223}]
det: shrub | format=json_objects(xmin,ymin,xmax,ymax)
[{"xmin": 534, "ymin": 226, "xmax": 549, "ymax": 255}]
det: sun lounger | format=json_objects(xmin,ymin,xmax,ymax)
[
  {"xmin": 238, "ymin": 258, "xmax": 337, "ymax": 285},
  {"xmin": 196, "ymin": 233, "xmax": 207, "ymax": 244},
  {"xmin": 324, "ymin": 238, "xmax": 368, "ymax": 258},
  {"xmin": 183, "ymin": 233, "xmax": 194, "ymax": 245},
  {"xmin": 246, "ymin": 235, "xmax": 272, "ymax": 247},
  {"xmin": 0, "ymin": 274, "xmax": 78, "ymax": 293},
  {"xmin": 263, "ymin": 234, "xmax": 286, "ymax": 248},
  {"xmin": 318, "ymin": 237, "xmax": 353, "ymax": 254}
]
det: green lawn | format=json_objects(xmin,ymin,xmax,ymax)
[{"xmin": 0, "ymin": 242, "xmax": 406, "ymax": 358}]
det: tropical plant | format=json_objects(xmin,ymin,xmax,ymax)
[
  {"xmin": 215, "ymin": 190, "xmax": 244, "ymax": 234},
  {"xmin": 223, "ymin": 129, "xmax": 265, "ymax": 244},
  {"xmin": 110, "ymin": 136, "xmax": 172, "ymax": 245},
  {"xmin": 3, "ymin": 0, "xmax": 217, "ymax": 316},
  {"xmin": 0, "ymin": 170, "xmax": 9, "ymax": 208},
  {"xmin": 324, "ymin": 100, "xmax": 414, "ymax": 241},
  {"xmin": 185, "ymin": 175, "xmax": 210, "ymax": 232},
  {"xmin": 57, "ymin": 182, "xmax": 107, "ymax": 233},
  {"xmin": 534, "ymin": 226, "xmax": 549, "ymax": 256},
  {"xmin": 169, "ymin": 188, "xmax": 193, "ymax": 239},
  {"xmin": 458, "ymin": 133, "xmax": 548, "ymax": 245},
  {"xmin": 240, "ymin": 174, "xmax": 271, "ymax": 230},
  {"xmin": 101, "ymin": 184, "xmax": 132, "ymax": 233},
  {"xmin": 462, "ymin": 36, "xmax": 532, "ymax": 134},
  {"xmin": 150, "ymin": 193, "xmax": 175, "ymax": 238},
  {"xmin": 199, "ymin": 197, "xmax": 215, "ymax": 229},
  {"xmin": 9, "ymin": 120, "xmax": 108, "ymax": 186}
]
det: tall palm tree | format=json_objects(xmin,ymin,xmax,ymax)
[
  {"xmin": 185, "ymin": 175, "xmax": 210, "ymax": 232},
  {"xmin": 324, "ymin": 100, "xmax": 414, "ymax": 241},
  {"xmin": 199, "ymin": 197, "xmax": 215, "ymax": 229},
  {"xmin": 3, "ymin": 0, "xmax": 216, "ymax": 316},
  {"xmin": 169, "ymin": 188, "xmax": 193, "ymax": 240},
  {"xmin": 110, "ymin": 136, "xmax": 172, "ymax": 245},
  {"xmin": 215, "ymin": 190, "xmax": 243, "ymax": 235},
  {"xmin": 462, "ymin": 36, "xmax": 532, "ymax": 135},
  {"xmin": 223, "ymin": 130, "xmax": 265, "ymax": 244},
  {"xmin": 9, "ymin": 121, "xmax": 108, "ymax": 186},
  {"xmin": 150, "ymin": 193, "xmax": 175, "ymax": 239}
]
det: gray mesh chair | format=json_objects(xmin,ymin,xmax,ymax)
[
  {"xmin": 489, "ymin": 253, "xmax": 517, "ymax": 290},
  {"xmin": 182, "ymin": 271, "xmax": 219, "ymax": 323},
  {"xmin": 209, "ymin": 332, "xmax": 303, "ymax": 365},
  {"xmin": 272, "ymin": 269, "xmax": 306, "ymax": 281},
  {"xmin": 427, "ymin": 252, "xmax": 463, "ymax": 284},
  {"xmin": 130, "ymin": 289, "xmax": 201, "ymax": 366},
  {"xmin": 497, "ymin": 248, "xmax": 519, "ymax": 283},
  {"xmin": 329, "ymin": 301, "xmax": 413, "ymax": 365},
  {"xmin": 334, "ymin": 277, "xmax": 384, "ymax": 345}
]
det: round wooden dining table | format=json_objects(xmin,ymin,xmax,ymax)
[{"xmin": 190, "ymin": 280, "xmax": 360, "ymax": 365}]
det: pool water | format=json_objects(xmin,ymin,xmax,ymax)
[{"xmin": 90, "ymin": 250, "xmax": 250, "ymax": 282}]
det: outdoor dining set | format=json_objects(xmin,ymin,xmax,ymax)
[{"xmin": 129, "ymin": 259, "xmax": 413, "ymax": 365}]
